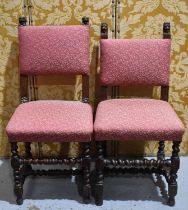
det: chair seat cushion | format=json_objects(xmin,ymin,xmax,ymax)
[
  {"xmin": 6, "ymin": 101, "xmax": 93, "ymax": 142},
  {"xmin": 94, "ymin": 99, "xmax": 185, "ymax": 141}
]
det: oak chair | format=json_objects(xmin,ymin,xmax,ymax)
[
  {"xmin": 94, "ymin": 22, "xmax": 185, "ymax": 206},
  {"xmin": 6, "ymin": 16, "xmax": 92, "ymax": 205}
]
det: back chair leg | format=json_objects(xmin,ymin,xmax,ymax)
[
  {"xmin": 11, "ymin": 142, "xmax": 23, "ymax": 205},
  {"xmin": 167, "ymin": 141, "xmax": 181, "ymax": 206},
  {"xmin": 82, "ymin": 142, "xmax": 91, "ymax": 203},
  {"xmin": 157, "ymin": 141, "xmax": 165, "ymax": 160},
  {"xmin": 95, "ymin": 141, "xmax": 104, "ymax": 206},
  {"xmin": 24, "ymin": 142, "xmax": 32, "ymax": 171}
]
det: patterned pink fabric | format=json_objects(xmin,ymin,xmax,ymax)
[
  {"xmin": 94, "ymin": 99, "xmax": 185, "ymax": 141},
  {"xmin": 19, "ymin": 26, "xmax": 90, "ymax": 75},
  {"xmin": 6, "ymin": 101, "xmax": 93, "ymax": 142},
  {"xmin": 100, "ymin": 39, "xmax": 171, "ymax": 86}
]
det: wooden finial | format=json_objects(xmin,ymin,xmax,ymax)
[
  {"xmin": 19, "ymin": 16, "xmax": 27, "ymax": 26},
  {"xmin": 163, "ymin": 22, "xmax": 171, "ymax": 39},
  {"xmin": 101, "ymin": 23, "xmax": 108, "ymax": 39},
  {"xmin": 82, "ymin": 17, "xmax": 89, "ymax": 25}
]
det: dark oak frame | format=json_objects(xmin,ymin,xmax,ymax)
[
  {"xmin": 94, "ymin": 22, "xmax": 181, "ymax": 207},
  {"xmin": 10, "ymin": 16, "xmax": 91, "ymax": 205}
]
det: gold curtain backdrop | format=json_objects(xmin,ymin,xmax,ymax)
[{"xmin": 0, "ymin": 0, "xmax": 187, "ymax": 157}]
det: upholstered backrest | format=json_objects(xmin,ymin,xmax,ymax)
[
  {"xmin": 19, "ymin": 26, "xmax": 90, "ymax": 75},
  {"xmin": 100, "ymin": 39, "xmax": 171, "ymax": 86}
]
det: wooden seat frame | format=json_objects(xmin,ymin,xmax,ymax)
[
  {"xmin": 10, "ymin": 16, "xmax": 91, "ymax": 205},
  {"xmin": 94, "ymin": 22, "xmax": 182, "ymax": 207}
]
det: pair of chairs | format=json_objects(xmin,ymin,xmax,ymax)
[{"xmin": 6, "ymin": 17, "xmax": 185, "ymax": 206}]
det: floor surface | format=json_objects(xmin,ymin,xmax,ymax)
[{"xmin": 0, "ymin": 157, "xmax": 188, "ymax": 210}]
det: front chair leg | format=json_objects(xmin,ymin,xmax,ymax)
[
  {"xmin": 82, "ymin": 142, "xmax": 91, "ymax": 203},
  {"xmin": 11, "ymin": 142, "xmax": 23, "ymax": 205},
  {"xmin": 20, "ymin": 142, "xmax": 33, "ymax": 184},
  {"xmin": 95, "ymin": 141, "xmax": 104, "ymax": 206},
  {"xmin": 167, "ymin": 141, "xmax": 181, "ymax": 206}
]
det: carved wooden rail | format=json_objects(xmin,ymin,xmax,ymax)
[
  {"xmin": 19, "ymin": 157, "xmax": 82, "ymax": 165},
  {"xmin": 104, "ymin": 158, "xmax": 171, "ymax": 168}
]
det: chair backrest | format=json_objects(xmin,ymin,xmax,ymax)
[
  {"xmin": 100, "ymin": 39, "xmax": 171, "ymax": 86},
  {"xmin": 19, "ymin": 24, "xmax": 90, "ymax": 76},
  {"xmin": 19, "ymin": 16, "xmax": 90, "ymax": 104},
  {"xmin": 99, "ymin": 22, "xmax": 171, "ymax": 102}
]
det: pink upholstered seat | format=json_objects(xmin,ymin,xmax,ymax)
[
  {"xmin": 94, "ymin": 99, "xmax": 185, "ymax": 141},
  {"xmin": 6, "ymin": 101, "xmax": 93, "ymax": 142},
  {"xmin": 19, "ymin": 26, "xmax": 90, "ymax": 75},
  {"xmin": 100, "ymin": 39, "xmax": 171, "ymax": 86}
]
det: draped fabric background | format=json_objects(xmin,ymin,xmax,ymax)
[{"xmin": 0, "ymin": 0, "xmax": 187, "ymax": 157}]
